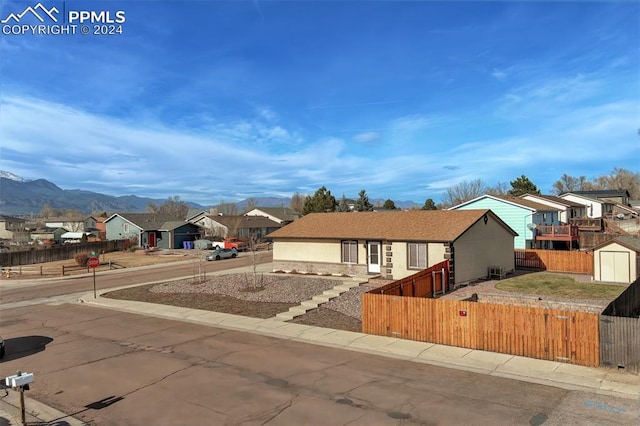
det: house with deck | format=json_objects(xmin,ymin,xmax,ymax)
[{"xmin": 448, "ymin": 195, "xmax": 573, "ymax": 249}]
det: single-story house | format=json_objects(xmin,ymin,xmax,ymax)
[
  {"xmin": 592, "ymin": 236, "xmax": 640, "ymax": 284},
  {"xmin": 187, "ymin": 211, "xmax": 228, "ymax": 238},
  {"xmin": 30, "ymin": 227, "xmax": 67, "ymax": 244},
  {"xmin": 267, "ymin": 209, "xmax": 517, "ymax": 285},
  {"xmin": 214, "ymin": 215, "xmax": 282, "ymax": 243},
  {"xmin": 449, "ymin": 195, "xmax": 561, "ymax": 249},
  {"xmin": 244, "ymin": 207, "xmax": 300, "ymax": 224},
  {"xmin": 104, "ymin": 213, "xmax": 201, "ymax": 249}
]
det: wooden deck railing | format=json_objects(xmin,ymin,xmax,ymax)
[
  {"xmin": 568, "ymin": 218, "xmax": 603, "ymax": 231},
  {"xmin": 535, "ymin": 224, "xmax": 579, "ymax": 240}
]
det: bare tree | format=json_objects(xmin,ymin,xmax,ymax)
[
  {"xmin": 243, "ymin": 198, "xmax": 258, "ymax": 213},
  {"xmin": 441, "ymin": 179, "xmax": 487, "ymax": 208},
  {"xmin": 290, "ymin": 192, "xmax": 306, "ymax": 213},
  {"xmin": 147, "ymin": 196, "xmax": 189, "ymax": 218},
  {"xmin": 486, "ymin": 182, "xmax": 509, "ymax": 196},
  {"xmin": 217, "ymin": 200, "xmax": 239, "ymax": 215}
]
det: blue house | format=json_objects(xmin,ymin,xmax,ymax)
[
  {"xmin": 449, "ymin": 195, "xmax": 562, "ymax": 249},
  {"xmin": 104, "ymin": 213, "xmax": 202, "ymax": 249}
]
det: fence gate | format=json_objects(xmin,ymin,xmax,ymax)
[
  {"xmin": 550, "ymin": 313, "xmax": 572, "ymax": 363},
  {"xmin": 599, "ymin": 315, "xmax": 640, "ymax": 374}
]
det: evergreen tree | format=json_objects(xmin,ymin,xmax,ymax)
[
  {"xmin": 354, "ymin": 189, "xmax": 374, "ymax": 211},
  {"xmin": 421, "ymin": 198, "xmax": 437, "ymax": 210},
  {"xmin": 337, "ymin": 194, "xmax": 351, "ymax": 212},
  {"xmin": 382, "ymin": 199, "xmax": 397, "ymax": 210},
  {"xmin": 302, "ymin": 186, "xmax": 337, "ymax": 214},
  {"xmin": 508, "ymin": 175, "xmax": 541, "ymax": 197}
]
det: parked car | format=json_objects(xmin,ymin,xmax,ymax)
[
  {"xmin": 224, "ymin": 237, "xmax": 248, "ymax": 251},
  {"xmin": 205, "ymin": 248, "xmax": 237, "ymax": 261},
  {"xmin": 0, "ymin": 336, "xmax": 5, "ymax": 359}
]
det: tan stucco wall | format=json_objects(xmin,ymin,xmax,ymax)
[
  {"xmin": 273, "ymin": 238, "xmax": 369, "ymax": 276},
  {"xmin": 383, "ymin": 241, "xmax": 448, "ymax": 279},
  {"xmin": 453, "ymin": 216, "xmax": 515, "ymax": 284},
  {"xmin": 594, "ymin": 242, "xmax": 637, "ymax": 283}
]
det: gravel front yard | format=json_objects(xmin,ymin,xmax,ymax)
[{"xmin": 103, "ymin": 273, "xmax": 376, "ymax": 331}]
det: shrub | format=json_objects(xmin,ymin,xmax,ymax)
[
  {"xmin": 129, "ymin": 246, "xmax": 140, "ymax": 252},
  {"xmin": 74, "ymin": 252, "xmax": 88, "ymax": 267}
]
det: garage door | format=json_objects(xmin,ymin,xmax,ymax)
[{"xmin": 599, "ymin": 251, "xmax": 630, "ymax": 283}]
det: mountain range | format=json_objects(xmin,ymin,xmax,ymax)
[{"xmin": 0, "ymin": 171, "xmax": 419, "ymax": 216}]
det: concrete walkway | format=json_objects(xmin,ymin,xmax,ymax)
[{"xmin": 2, "ymin": 263, "xmax": 638, "ymax": 424}]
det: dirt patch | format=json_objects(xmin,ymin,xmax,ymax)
[{"xmin": 289, "ymin": 307, "xmax": 362, "ymax": 332}]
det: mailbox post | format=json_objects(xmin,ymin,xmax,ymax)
[{"xmin": 5, "ymin": 371, "xmax": 34, "ymax": 425}]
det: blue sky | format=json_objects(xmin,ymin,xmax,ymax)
[{"xmin": 1, "ymin": 1, "xmax": 638, "ymax": 206}]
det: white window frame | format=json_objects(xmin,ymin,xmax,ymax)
[
  {"xmin": 123, "ymin": 223, "xmax": 129, "ymax": 233},
  {"xmin": 341, "ymin": 240, "xmax": 358, "ymax": 264},
  {"xmin": 408, "ymin": 242, "xmax": 427, "ymax": 269}
]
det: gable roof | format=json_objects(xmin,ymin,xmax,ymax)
[
  {"xmin": 559, "ymin": 192, "xmax": 607, "ymax": 204},
  {"xmin": 521, "ymin": 194, "xmax": 584, "ymax": 208},
  {"xmin": 568, "ymin": 189, "xmax": 630, "ymax": 199},
  {"xmin": 105, "ymin": 213, "xmax": 185, "ymax": 230},
  {"xmin": 450, "ymin": 194, "xmax": 557, "ymax": 212},
  {"xmin": 268, "ymin": 210, "xmax": 516, "ymax": 241},
  {"xmin": 0, "ymin": 215, "xmax": 25, "ymax": 222},
  {"xmin": 214, "ymin": 215, "xmax": 281, "ymax": 229},
  {"xmin": 593, "ymin": 235, "xmax": 640, "ymax": 253},
  {"xmin": 247, "ymin": 207, "xmax": 300, "ymax": 222}
]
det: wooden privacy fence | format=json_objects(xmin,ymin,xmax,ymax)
[
  {"xmin": 599, "ymin": 277, "xmax": 640, "ymax": 373},
  {"xmin": 368, "ymin": 260, "xmax": 450, "ymax": 298},
  {"xmin": 362, "ymin": 294, "xmax": 600, "ymax": 367},
  {"xmin": 514, "ymin": 249, "xmax": 593, "ymax": 274},
  {"xmin": 0, "ymin": 241, "xmax": 127, "ymax": 267}
]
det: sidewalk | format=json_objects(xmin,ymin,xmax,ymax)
[{"xmin": 2, "ymin": 263, "xmax": 638, "ymax": 424}]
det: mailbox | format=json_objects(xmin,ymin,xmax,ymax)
[{"xmin": 5, "ymin": 372, "xmax": 34, "ymax": 388}]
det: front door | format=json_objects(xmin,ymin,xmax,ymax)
[
  {"xmin": 367, "ymin": 241, "xmax": 381, "ymax": 274},
  {"xmin": 148, "ymin": 232, "xmax": 156, "ymax": 247}
]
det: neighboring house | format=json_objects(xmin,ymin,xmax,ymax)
[
  {"xmin": 30, "ymin": 227, "xmax": 67, "ymax": 244},
  {"xmin": 592, "ymin": 236, "xmax": 640, "ymax": 284},
  {"xmin": 0, "ymin": 215, "xmax": 26, "ymax": 240},
  {"xmin": 559, "ymin": 192, "xmax": 613, "ymax": 219},
  {"xmin": 45, "ymin": 217, "xmax": 88, "ymax": 232},
  {"xmin": 267, "ymin": 210, "xmax": 517, "ymax": 285},
  {"xmin": 105, "ymin": 213, "xmax": 201, "ymax": 249},
  {"xmin": 187, "ymin": 211, "xmax": 228, "ymax": 238},
  {"xmin": 449, "ymin": 195, "xmax": 564, "ymax": 249},
  {"xmin": 214, "ymin": 215, "xmax": 282, "ymax": 243},
  {"xmin": 244, "ymin": 207, "xmax": 300, "ymax": 224},
  {"xmin": 569, "ymin": 190, "xmax": 631, "ymax": 206},
  {"xmin": 520, "ymin": 194, "xmax": 586, "ymax": 223}
]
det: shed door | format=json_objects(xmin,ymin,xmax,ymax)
[
  {"xmin": 599, "ymin": 251, "xmax": 630, "ymax": 283},
  {"xmin": 367, "ymin": 241, "xmax": 381, "ymax": 274}
]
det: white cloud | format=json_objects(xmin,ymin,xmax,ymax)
[{"xmin": 353, "ymin": 131, "xmax": 382, "ymax": 143}]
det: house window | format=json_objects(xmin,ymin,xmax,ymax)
[
  {"xmin": 408, "ymin": 243, "xmax": 427, "ymax": 269},
  {"xmin": 341, "ymin": 240, "xmax": 358, "ymax": 264},
  {"xmin": 123, "ymin": 223, "xmax": 129, "ymax": 233}
]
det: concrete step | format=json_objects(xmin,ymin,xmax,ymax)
[
  {"xmin": 311, "ymin": 294, "xmax": 334, "ymax": 303},
  {"xmin": 301, "ymin": 300, "xmax": 320, "ymax": 309}
]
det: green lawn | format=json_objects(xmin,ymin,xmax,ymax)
[{"xmin": 495, "ymin": 272, "xmax": 626, "ymax": 300}]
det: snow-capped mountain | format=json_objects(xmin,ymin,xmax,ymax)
[{"xmin": 0, "ymin": 170, "xmax": 27, "ymax": 182}]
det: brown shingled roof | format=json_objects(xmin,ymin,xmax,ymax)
[{"xmin": 268, "ymin": 210, "xmax": 515, "ymax": 241}]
